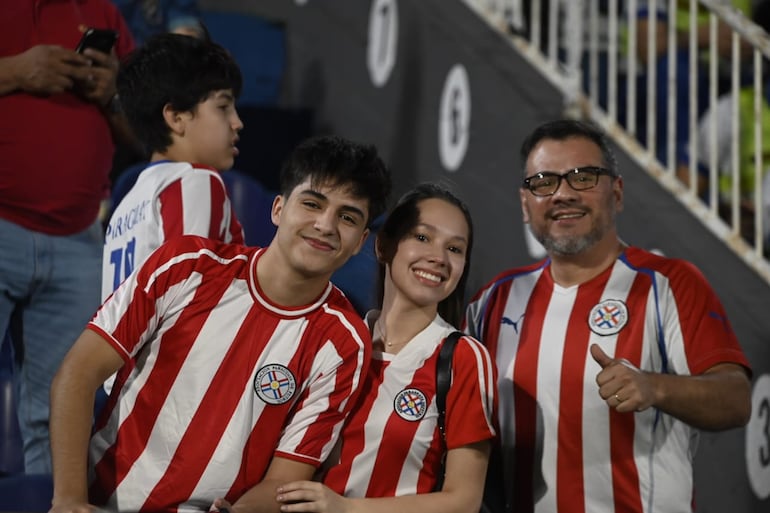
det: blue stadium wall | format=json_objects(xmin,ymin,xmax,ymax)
[{"xmin": 202, "ymin": 0, "xmax": 770, "ymax": 510}]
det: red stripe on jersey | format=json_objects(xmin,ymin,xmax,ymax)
[
  {"xmin": 141, "ymin": 303, "xmax": 278, "ymax": 511},
  {"xmin": 229, "ymin": 203, "xmax": 245, "ymax": 245},
  {"xmin": 555, "ymin": 277, "xmax": 608, "ymax": 513},
  {"xmin": 91, "ymin": 266, "xmax": 229, "ymax": 504},
  {"xmin": 323, "ymin": 358, "xmax": 387, "ymax": 494},
  {"xmin": 297, "ymin": 336, "xmax": 362, "ymax": 460},
  {"xmin": 608, "ymin": 273, "xmax": 650, "ymax": 511},
  {"xmin": 159, "ymin": 179, "xmax": 184, "ymax": 239},
  {"xmin": 514, "ymin": 276, "xmax": 551, "ymax": 511},
  {"xmin": 208, "ymin": 174, "xmax": 225, "ymax": 240},
  {"xmin": 367, "ymin": 351, "xmax": 441, "ymax": 496},
  {"xmin": 226, "ymin": 307, "xmax": 369, "ymax": 500}
]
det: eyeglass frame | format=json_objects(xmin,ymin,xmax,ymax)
[{"xmin": 521, "ymin": 166, "xmax": 618, "ymax": 197}]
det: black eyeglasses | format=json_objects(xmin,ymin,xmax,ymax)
[{"xmin": 522, "ymin": 166, "xmax": 616, "ymax": 197}]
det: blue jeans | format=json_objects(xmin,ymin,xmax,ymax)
[{"xmin": 0, "ymin": 217, "xmax": 102, "ymax": 473}]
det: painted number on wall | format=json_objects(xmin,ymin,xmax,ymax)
[
  {"xmin": 746, "ymin": 373, "xmax": 770, "ymax": 499},
  {"xmin": 438, "ymin": 64, "xmax": 471, "ymax": 172},
  {"xmin": 367, "ymin": 0, "xmax": 398, "ymax": 87}
]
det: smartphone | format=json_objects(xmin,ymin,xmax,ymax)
[{"xmin": 75, "ymin": 28, "xmax": 118, "ymax": 54}]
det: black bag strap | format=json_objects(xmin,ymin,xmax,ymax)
[
  {"xmin": 433, "ymin": 331, "xmax": 508, "ymax": 512},
  {"xmin": 434, "ymin": 330, "xmax": 464, "ymax": 491}
]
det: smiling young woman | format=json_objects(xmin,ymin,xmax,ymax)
[{"xmin": 275, "ymin": 183, "xmax": 498, "ymax": 513}]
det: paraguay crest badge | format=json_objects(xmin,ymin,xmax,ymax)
[
  {"xmin": 588, "ymin": 299, "xmax": 628, "ymax": 336},
  {"xmin": 254, "ymin": 364, "xmax": 297, "ymax": 405},
  {"xmin": 394, "ymin": 388, "xmax": 428, "ymax": 421}
]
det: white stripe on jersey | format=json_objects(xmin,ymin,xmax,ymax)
[
  {"xmin": 466, "ymin": 337, "xmax": 497, "ymax": 435},
  {"xmin": 581, "ymin": 261, "xmax": 634, "ymax": 512},
  {"xmin": 535, "ymin": 284, "xmax": 577, "ymax": 513},
  {"xmin": 320, "ymin": 304, "xmax": 368, "ymax": 413},
  {"xmin": 178, "ymin": 168, "xmax": 217, "ymax": 235},
  {"xmin": 497, "ymin": 268, "xmax": 541, "ymax": 454},
  {"xmin": 343, "ymin": 345, "xmax": 430, "ymax": 496}
]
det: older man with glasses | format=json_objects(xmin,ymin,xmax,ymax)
[{"xmin": 464, "ymin": 119, "xmax": 752, "ymax": 513}]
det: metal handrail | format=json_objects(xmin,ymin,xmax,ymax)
[{"xmin": 462, "ymin": 0, "xmax": 770, "ymax": 285}]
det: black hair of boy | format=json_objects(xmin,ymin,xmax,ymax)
[
  {"xmin": 117, "ymin": 33, "xmax": 243, "ymax": 155},
  {"xmin": 279, "ymin": 135, "xmax": 392, "ymax": 227}
]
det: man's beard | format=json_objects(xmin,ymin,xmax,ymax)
[
  {"xmin": 536, "ymin": 230, "xmax": 602, "ymax": 256},
  {"xmin": 532, "ymin": 211, "xmax": 614, "ymax": 256}
]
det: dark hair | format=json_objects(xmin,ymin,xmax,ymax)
[
  {"xmin": 519, "ymin": 119, "xmax": 618, "ymax": 175},
  {"xmin": 376, "ymin": 183, "xmax": 474, "ymax": 326},
  {"xmin": 117, "ymin": 33, "xmax": 243, "ymax": 155},
  {"xmin": 279, "ymin": 135, "xmax": 392, "ymax": 226}
]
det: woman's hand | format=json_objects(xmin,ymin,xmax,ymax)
[{"xmin": 276, "ymin": 481, "xmax": 350, "ymax": 513}]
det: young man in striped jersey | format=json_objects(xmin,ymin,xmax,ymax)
[
  {"xmin": 48, "ymin": 135, "xmax": 391, "ymax": 513},
  {"xmin": 464, "ymin": 119, "xmax": 751, "ymax": 513}
]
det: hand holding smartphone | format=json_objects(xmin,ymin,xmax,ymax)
[{"xmin": 75, "ymin": 28, "xmax": 118, "ymax": 55}]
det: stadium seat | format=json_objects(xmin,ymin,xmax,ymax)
[
  {"xmin": 200, "ymin": 11, "xmax": 286, "ymax": 107},
  {"xmin": 220, "ymin": 170, "xmax": 277, "ymax": 247},
  {"xmin": 0, "ymin": 473, "xmax": 53, "ymax": 512}
]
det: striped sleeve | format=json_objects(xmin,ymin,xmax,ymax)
[
  {"xmin": 445, "ymin": 335, "xmax": 497, "ymax": 449},
  {"xmin": 275, "ymin": 306, "xmax": 371, "ymax": 465},
  {"xmin": 157, "ymin": 170, "xmax": 244, "ymax": 244}
]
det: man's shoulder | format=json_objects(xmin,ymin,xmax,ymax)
[
  {"xmin": 623, "ymin": 246, "xmax": 708, "ymax": 288},
  {"xmin": 325, "ymin": 286, "xmax": 369, "ymax": 324},
  {"xmin": 135, "ymin": 161, "xmax": 222, "ymax": 190},
  {"xmin": 316, "ymin": 287, "xmax": 371, "ymax": 339},
  {"xmin": 474, "ymin": 259, "xmax": 548, "ymax": 296},
  {"xmin": 153, "ymin": 235, "xmax": 252, "ymax": 262}
]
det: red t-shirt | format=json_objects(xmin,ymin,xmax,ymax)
[{"xmin": 0, "ymin": 0, "xmax": 135, "ymax": 235}]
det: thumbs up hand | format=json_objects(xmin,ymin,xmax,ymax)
[{"xmin": 590, "ymin": 344, "xmax": 655, "ymax": 413}]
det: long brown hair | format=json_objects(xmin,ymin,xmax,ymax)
[{"xmin": 376, "ymin": 183, "xmax": 474, "ymax": 326}]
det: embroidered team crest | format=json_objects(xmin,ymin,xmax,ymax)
[
  {"xmin": 588, "ymin": 299, "xmax": 628, "ymax": 336},
  {"xmin": 254, "ymin": 364, "xmax": 297, "ymax": 405},
  {"xmin": 394, "ymin": 388, "xmax": 428, "ymax": 421}
]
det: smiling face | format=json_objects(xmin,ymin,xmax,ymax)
[
  {"xmin": 384, "ymin": 198, "xmax": 469, "ymax": 312},
  {"xmin": 520, "ymin": 136, "xmax": 623, "ymax": 257},
  {"xmin": 270, "ymin": 176, "xmax": 371, "ymax": 280},
  {"xmin": 168, "ymin": 89, "xmax": 243, "ymax": 171}
]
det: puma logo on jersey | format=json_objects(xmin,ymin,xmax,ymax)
[{"xmin": 501, "ymin": 314, "xmax": 525, "ymax": 334}]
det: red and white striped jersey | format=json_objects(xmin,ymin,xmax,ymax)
[
  {"xmin": 464, "ymin": 247, "xmax": 750, "ymax": 513},
  {"xmin": 102, "ymin": 161, "xmax": 244, "ymax": 301},
  {"xmin": 323, "ymin": 314, "xmax": 496, "ymax": 498},
  {"xmin": 88, "ymin": 235, "xmax": 370, "ymax": 513}
]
